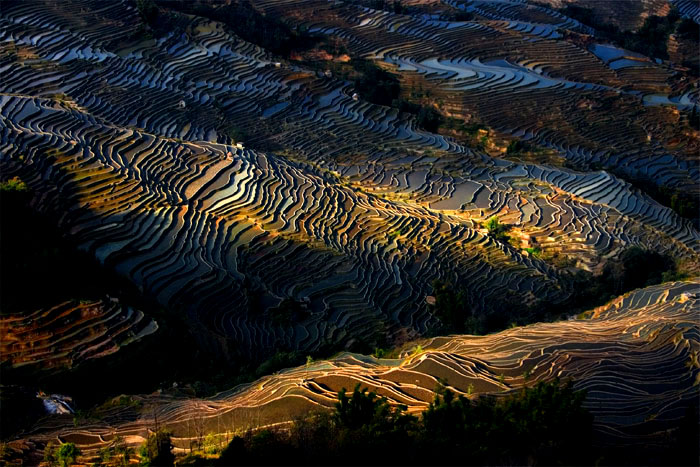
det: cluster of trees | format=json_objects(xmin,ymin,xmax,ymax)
[
  {"xmin": 427, "ymin": 246, "xmax": 688, "ymax": 335},
  {"xmin": 430, "ymin": 280, "xmax": 481, "ymax": 334},
  {"xmin": 628, "ymin": 9, "xmax": 684, "ymax": 59},
  {"xmin": 583, "ymin": 158, "xmax": 699, "ymax": 227},
  {"xmin": 452, "ymin": 10, "xmax": 474, "ymax": 21},
  {"xmin": 485, "ymin": 216, "xmax": 511, "ymax": 244},
  {"xmin": 505, "ymin": 139, "xmax": 534, "ymax": 155},
  {"xmin": 209, "ymin": 380, "xmax": 593, "ymax": 466},
  {"xmin": 39, "ymin": 386, "xmax": 699, "ymax": 467},
  {"xmin": 44, "ymin": 442, "xmax": 81, "ymax": 467},
  {"xmin": 617, "ymin": 173, "xmax": 699, "ymax": 228},
  {"xmin": 343, "ymin": 61, "xmax": 449, "ymax": 134},
  {"xmin": 391, "ymin": 99, "xmax": 444, "ymax": 132},
  {"xmin": 540, "ymin": 245, "xmax": 688, "ymax": 324},
  {"xmin": 413, "ymin": 106, "xmax": 443, "ymax": 133},
  {"xmin": 676, "ymin": 16, "xmax": 700, "ymax": 41},
  {"xmin": 139, "ymin": 430, "xmax": 175, "ymax": 467},
  {"xmin": 130, "ymin": 0, "xmax": 187, "ymax": 40},
  {"xmin": 561, "ymin": 5, "xmax": 696, "ymax": 61},
  {"xmin": 46, "ymin": 431, "xmax": 174, "ymax": 467},
  {"xmin": 135, "ymin": 0, "xmax": 159, "ymax": 27},
  {"xmin": 160, "ymin": 0, "xmax": 319, "ymax": 58},
  {"xmin": 0, "ymin": 176, "xmax": 28, "ymax": 192},
  {"xmin": 350, "ymin": 59, "xmax": 401, "ymax": 107},
  {"xmin": 428, "ymin": 279, "xmax": 526, "ymax": 335},
  {"xmin": 91, "ymin": 436, "xmax": 134, "ymax": 467},
  {"xmin": 581, "ymin": 246, "xmax": 687, "ymax": 299},
  {"xmin": 345, "ymin": 0, "xmax": 406, "ymax": 14},
  {"xmin": 438, "ymin": 119, "xmax": 490, "ymax": 149},
  {"xmin": 269, "ymin": 298, "xmax": 311, "ymax": 326},
  {"xmin": 190, "ymin": 349, "xmax": 323, "ymax": 398}
]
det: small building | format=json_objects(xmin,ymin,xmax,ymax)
[
  {"xmin": 324, "ymin": 69, "xmax": 332, "ymax": 78},
  {"xmin": 177, "ymin": 100, "xmax": 186, "ymax": 109},
  {"xmin": 352, "ymin": 92, "xmax": 359, "ymax": 101},
  {"xmin": 426, "ymin": 295, "xmax": 436, "ymax": 306}
]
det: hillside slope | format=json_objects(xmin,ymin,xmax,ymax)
[{"xmin": 13, "ymin": 280, "xmax": 698, "ymax": 461}]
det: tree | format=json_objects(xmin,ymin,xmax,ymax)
[
  {"xmin": 192, "ymin": 412, "xmax": 206, "ymax": 453},
  {"xmin": 485, "ymin": 216, "xmax": 510, "ymax": 244},
  {"xmin": 0, "ymin": 176, "xmax": 28, "ymax": 192},
  {"xmin": 420, "ymin": 379, "xmax": 592, "ymax": 465},
  {"xmin": 335, "ymin": 384, "xmax": 390, "ymax": 430},
  {"xmin": 57, "ymin": 443, "xmax": 81, "ymax": 467},
  {"xmin": 415, "ymin": 106, "xmax": 443, "ymax": 133},
  {"xmin": 429, "ymin": 280, "xmax": 473, "ymax": 332},
  {"xmin": 110, "ymin": 436, "xmax": 134, "ymax": 467},
  {"xmin": 135, "ymin": 0, "xmax": 159, "ymax": 26},
  {"xmin": 44, "ymin": 441, "xmax": 59, "ymax": 467},
  {"xmin": 139, "ymin": 429, "xmax": 174, "ymax": 466},
  {"xmin": 203, "ymin": 433, "xmax": 221, "ymax": 455},
  {"xmin": 217, "ymin": 378, "xmax": 594, "ymax": 465},
  {"xmin": 485, "ymin": 216, "xmax": 502, "ymax": 233},
  {"xmin": 676, "ymin": 17, "xmax": 699, "ymax": 40},
  {"xmin": 350, "ymin": 59, "xmax": 400, "ymax": 107},
  {"xmin": 332, "ymin": 384, "xmax": 418, "ymax": 464},
  {"xmin": 334, "ymin": 384, "xmax": 417, "ymax": 436},
  {"xmin": 506, "ymin": 139, "xmax": 532, "ymax": 154}
]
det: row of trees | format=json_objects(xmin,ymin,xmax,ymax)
[
  {"xmin": 212, "ymin": 379, "xmax": 593, "ymax": 466},
  {"xmin": 39, "ymin": 382, "xmax": 699, "ymax": 466}
]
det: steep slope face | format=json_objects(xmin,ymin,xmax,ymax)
[{"xmin": 19, "ymin": 281, "xmax": 699, "ymax": 456}]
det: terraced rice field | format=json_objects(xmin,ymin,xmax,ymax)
[
  {"xmin": 19, "ymin": 281, "xmax": 700, "ymax": 456},
  {"xmin": 0, "ymin": 298, "xmax": 157, "ymax": 370},
  {"xmin": 0, "ymin": 0, "xmax": 698, "ymax": 462},
  {"xmin": 1, "ymin": 0, "xmax": 698, "ymax": 357}
]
